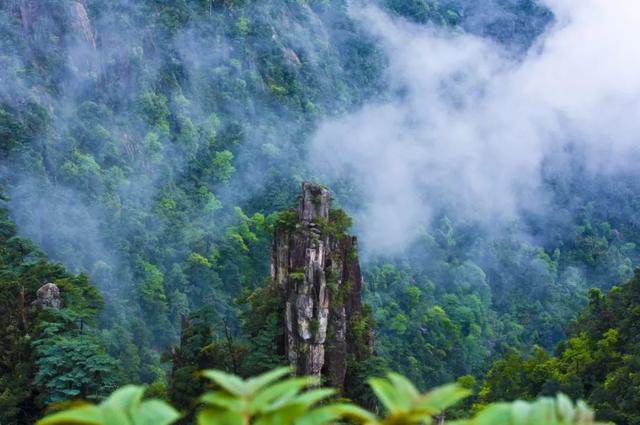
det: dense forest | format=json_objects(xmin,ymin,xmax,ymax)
[{"xmin": 1, "ymin": 0, "xmax": 640, "ymax": 424}]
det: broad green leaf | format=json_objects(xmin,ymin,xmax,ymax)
[
  {"xmin": 555, "ymin": 394, "xmax": 575, "ymax": 423},
  {"xmin": 451, "ymin": 403, "xmax": 513, "ymax": 425},
  {"xmin": 368, "ymin": 376, "xmax": 407, "ymax": 413},
  {"xmin": 201, "ymin": 370, "xmax": 247, "ymax": 396},
  {"xmin": 102, "ymin": 385, "xmax": 146, "ymax": 411},
  {"xmin": 527, "ymin": 398, "xmax": 557, "ymax": 425},
  {"xmin": 510, "ymin": 400, "xmax": 533, "ymax": 425},
  {"xmin": 293, "ymin": 405, "xmax": 347, "ymax": 425},
  {"xmin": 575, "ymin": 400, "xmax": 596, "ymax": 423},
  {"xmin": 253, "ymin": 404, "xmax": 309, "ymax": 425},
  {"xmin": 246, "ymin": 367, "xmax": 292, "ymax": 394},
  {"xmin": 256, "ymin": 389, "xmax": 337, "ymax": 424},
  {"xmin": 387, "ymin": 373, "xmax": 420, "ymax": 402},
  {"xmin": 324, "ymin": 403, "xmax": 378, "ymax": 423},
  {"xmin": 286, "ymin": 388, "xmax": 336, "ymax": 408},
  {"xmin": 251, "ymin": 377, "xmax": 316, "ymax": 412},
  {"xmin": 37, "ymin": 405, "xmax": 103, "ymax": 425},
  {"xmin": 101, "ymin": 405, "xmax": 132, "ymax": 425},
  {"xmin": 200, "ymin": 391, "xmax": 245, "ymax": 411},
  {"xmin": 132, "ymin": 399, "xmax": 181, "ymax": 425},
  {"xmin": 415, "ymin": 383, "xmax": 471, "ymax": 413},
  {"xmin": 197, "ymin": 408, "xmax": 244, "ymax": 425},
  {"xmin": 35, "ymin": 367, "xmax": 605, "ymax": 425},
  {"xmin": 263, "ymin": 388, "xmax": 309, "ymax": 414}
]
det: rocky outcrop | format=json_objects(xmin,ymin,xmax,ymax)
[
  {"xmin": 34, "ymin": 282, "xmax": 62, "ymax": 309},
  {"xmin": 14, "ymin": 0, "xmax": 95, "ymax": 51},
  {"xmin": 71, "ymin": 1, "xmax": 96, "ymax": 50},
  {"xmin": 17, "ymin": 0, "xmax": 37, "ymax": 36},
  {"xmin": 271, "ymin": 182, "xmax": 373, "ymax": 390}
]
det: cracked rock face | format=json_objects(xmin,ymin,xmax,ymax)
[{"xmin": 271, "ymin": 182, "xmax": 371, "ymax": 389}]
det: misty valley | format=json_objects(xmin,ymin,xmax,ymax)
[{"xmin": 1, "ymin": 0, "xmax": 639, "ymax": 424}]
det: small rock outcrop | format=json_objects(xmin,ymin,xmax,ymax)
[
  {"xmin": 271, "ymin": 182, "xmax": 373, "ymax": 390},
  {"xmin": 71, "ymin": 1, "xmax": 96, "ymax": 49},
  {"xmin": 34, "ymin": 283, "xmax": 62, "ymax": 309}
]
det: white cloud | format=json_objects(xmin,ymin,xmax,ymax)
[{"xmin": 309, "ymin": 0, "xmax": 640, "ymax": 252}]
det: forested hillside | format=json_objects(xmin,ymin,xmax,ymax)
[
  {"xmin": 479, "ymin": 270, "xmax": 640, "ymax": 424},
  {"xmin": 0, "ymin": 205, "xmax": 114, "ymax": 423},
  {"xmin": 1, "ymin": 0, "xmax": 640, "ymax": 423}
]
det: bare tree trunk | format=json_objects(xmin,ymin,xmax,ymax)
[
  {"xmin": 223, "ymin": 318, "xmax": 239, "ymax": 374},
  {"xmin": 18, "ymin": 286, "xmax": 27, "ymax": 331}
]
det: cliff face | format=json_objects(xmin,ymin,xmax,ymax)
[
  {"xmin": 71, "ymin": 1, "xmax": 96, "ymax": 50},
  {"xmin": 271, "ymin": 182, "xmax": 372, "ymax": 389},
  {"xmin": 14, "ymin": 0, "xmax": 95, "ymax": 48}
]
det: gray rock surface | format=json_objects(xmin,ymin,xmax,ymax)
[
  {"xmin": 34, "ymin": 283, "xmax": 62, "ymax": 309},
  {"xmin": 271, "ymin": 182, "xmax": 371, "ymax": 389}
]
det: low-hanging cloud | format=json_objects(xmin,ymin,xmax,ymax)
[{"xmin": 309, "ymin": 0, "xmax": 640, "ymax": 253}]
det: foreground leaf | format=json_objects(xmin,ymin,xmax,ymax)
[
  {"xmin": 201, "ymin": 370, "xmax": 247, "ymax": 397},
  {"xmin": 37, "ymin": 406, "xmax": 103, "ymax": 425}
]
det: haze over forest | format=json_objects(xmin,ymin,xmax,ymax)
[{"xmin": 1, "ymin": 1, "xmax": 640, "ymax": 424}]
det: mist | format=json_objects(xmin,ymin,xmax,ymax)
[
  {"xmin": 309, "ymin": 0, "xmax": 640, "ymax": 253},
  {"xmin": 0, "ymin": 0, "xmax": 384, "ymax": 365},
  {"xmin": 1, "ymin": 0, "xmax": 640, "ymax": 397}
]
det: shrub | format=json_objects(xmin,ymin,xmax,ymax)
[{"xmin": 37, "ymin": 367, "xmax": 606, "ymax": 425}]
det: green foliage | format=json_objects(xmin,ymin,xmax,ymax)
[
  {"xmin": 168, "ymin": 307, "xmax": 248, "ymax": 413},
  {"xmin": 0, "ymin": 1, "xmax": 639, "ymax": 423},
  {"xmin": 364, "ymin": 239, "xmax": 496, "ymax": 390},
  {"xmin": 33, "ymin": 324, "xmax": 118, "ymax": 405},
  {"xmin": 481, "ymin": 269, "xmax": 640, "ymax": 424},
  {"xmin": 211, "ymin": 151, "xmax": 236, "ymax": 183},
  {"xmin": 453, "ymin": 394, "xmax": 601, "ymax": 425},
  {"xmin": 0, "ymin": 208, "xmax": 116, "ymax": 423},
  {"xmin": 37, "ymin": 385, "xmax": 180, "ymax": 425},
  {"xmin": 137, "ymin": 261, "xmax": 168, "ymax": 315},
  {"xmin": 198, "ymin": 367, "xmax": 337, "ymax": 424},
  {"xmin": 239, "ymin": 285, "xmax": 287, "ymax": 376},
  {"xmin": 319, "ymin": 209, "xmax": 353, "ymax": 239},
  {"xmin": 290, "ymin": 269, "xmax": 306, "ymax": 282},
  {"xmin": 366, "ymin": 373, "xmax": 470, "ymax": 423},
  {"xmin": 385, "ymin": 0, "xmax": 460, "ymax": 26},
  {"xmin": 362, "ymin": 207, "xmax": 638, "ymax": 392},
  {"xmin": 38, "ymin": 367, "xmax": 601, "ymax": 425},
  {"xmin": 276, "ymin": 209, "xmax": 299, "ymax": 231},
  {"xmin": 0, "ymin": 0, "xmax": 383, "ymax": 396}
]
